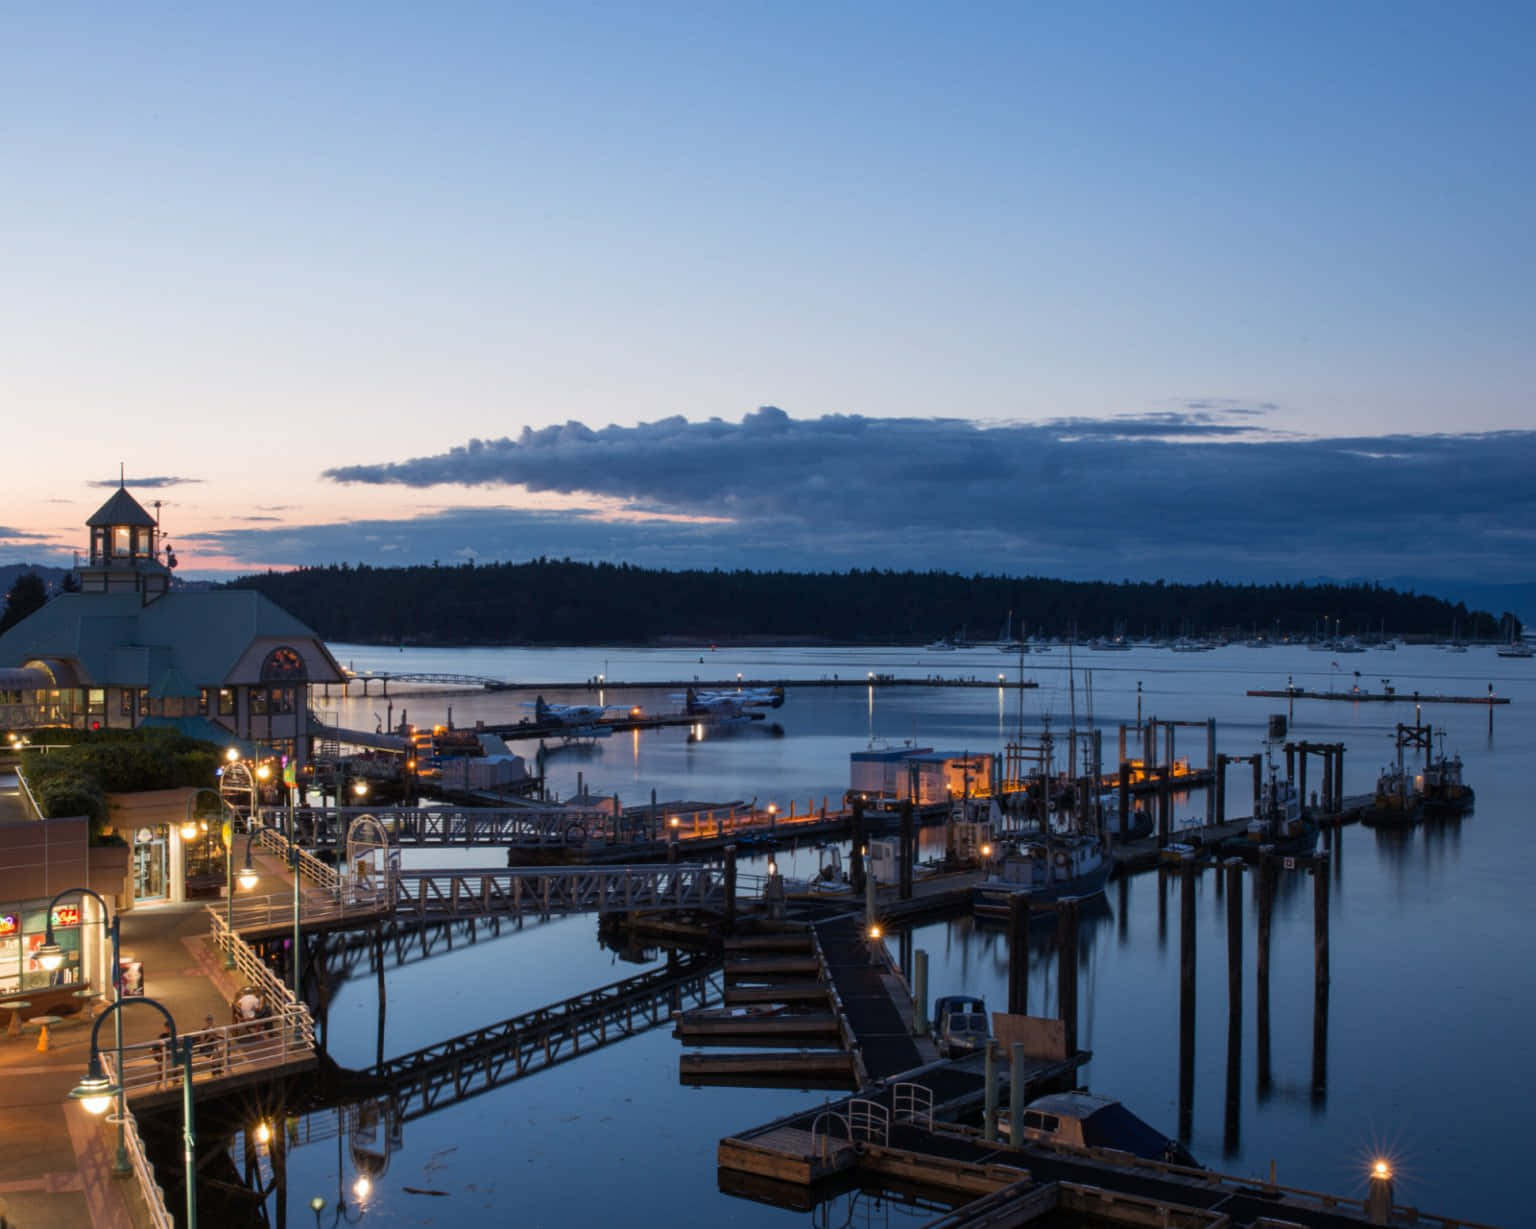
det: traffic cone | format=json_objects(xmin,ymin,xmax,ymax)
[{"xmin": 36, "ymin": 1023, "xmax": 49, "ymax": 1052}]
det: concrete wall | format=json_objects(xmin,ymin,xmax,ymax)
[{"xmin": 0, "ymin": 817, "xmax": 128, "ymax": 905}]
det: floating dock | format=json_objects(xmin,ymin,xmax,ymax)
[{"xmin": 1248, "ymin": 686, "xmax": 1508, "ymax": 705}]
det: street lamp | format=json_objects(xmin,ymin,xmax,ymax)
[
  {"xmin": 70, "ymin": 995, "xmax": 197, "ymax": 1229},
  {"xmin": 39, "ymin": 886, "xmax": 128, "ymax": 1174},
  {"xmin": 310, "ymin": 1119, "xmax": 368, "ymax": 1225},
  {"xmin": 224, "ymin": 829, "xmax": 263, "ymax": 967},
  {"xmin": 352, "ymin": 780, "xmax": 369, "ymax": 801}
]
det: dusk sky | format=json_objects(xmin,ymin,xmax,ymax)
[{"xmin": 3, "ymin": 4, "xmax": 1533, "ymax": 599}]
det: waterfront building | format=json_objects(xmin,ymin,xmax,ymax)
[{"xmin": 0, "ymin": 482, "xmax": 344, "ymax": 904}]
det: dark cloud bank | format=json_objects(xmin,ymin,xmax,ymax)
[{"xmin": 185, "ymin": 408, "xmax": 1535, "ymax": 596}]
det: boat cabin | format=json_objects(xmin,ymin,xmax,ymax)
[
  {"xmin": 1000, "ymin": 1092, "xmax": 1197, "ymax": 1166},
  {"xmin": 933, "ymin": 994, "xmax": 989, "ymax": 1057}
]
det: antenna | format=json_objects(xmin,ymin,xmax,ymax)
[{"xmin": 119, "ymin": 461, "xmax": 124, "ymax": 486}]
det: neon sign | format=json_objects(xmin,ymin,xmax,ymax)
[
  {"xmin": 0, "ymin": 915, "xmax": 16, "ymax": 938},
  {"xmin": 51, "ymin": 905, "xmax": 80, "ymax": 928}
]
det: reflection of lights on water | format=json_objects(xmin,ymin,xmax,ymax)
[{"xmin": 354, "ymin": 1175, "xmax": 371, "ymax": 1203}]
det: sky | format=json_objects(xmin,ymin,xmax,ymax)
[{"xmin": 2, "ymin": 3, "xmax": 1533, "ymax": 600}]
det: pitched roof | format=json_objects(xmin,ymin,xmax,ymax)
[
  {"xmin": 0, "ymin": 590, "xmax": 345, "ymax": 686},
  {"xmin": 86, "ymin": 487, "xmax": 158, "ymax": 528}
]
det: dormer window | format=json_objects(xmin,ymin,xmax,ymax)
[{"xmin": 260, "ymin": 646, "xmax": 308, "ymax": 681}]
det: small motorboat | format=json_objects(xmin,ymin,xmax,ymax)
[
  {"xmin": 934, "ymin": 994, "xmax": 989, "ymax": 1058},
  {"xmin": 998, "ymin": 1092, "xmax": 1198, "ymax": 1167}
]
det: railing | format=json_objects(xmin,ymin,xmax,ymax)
[
  {"xmin": 12, "ymin": 762, "xmax": 45, "ymax": 820},
  {"xmin": 208, "ymin": 908, "xmax": 310, "ymax": 1022},
  {"xmin": 95, "ymin": 1056, "xmax": 175, "ymax": 1229},
  {"xmin": 893, "ymin": 1082, "xmax": 934, "ymax": 1130},
  {"xmin": 105, "ymin": 1008, "xmax": 314, "ymax": 1098},
  {"xmin": 221, "ymin": 889, "xmax": 390, "ymax": 933},
  {"xmin": 252, "ymin": 824, "xmax": 340, "ymax": 893},
  {"xmin": 389, "ymin": 864, "xmax": 726, "ymax": 919},
  {"xmin": 846, "ymin": 1098, "xmax": 889, "ymax": 1146}
]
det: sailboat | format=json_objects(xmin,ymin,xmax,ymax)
[{"xmin": 995, "ymin": 609, "xmax": 1026, "ymax": 653}]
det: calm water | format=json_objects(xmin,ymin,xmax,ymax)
[{"xmin": 249, "ymin": 644, "xmax": 1532, "ymax": 1226}]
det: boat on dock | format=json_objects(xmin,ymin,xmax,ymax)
[
  {"xmin": 971, "ymin": 830, "xmax": 1111, "ymax": 918},
  {"xmin": 933, "ymin": 994, "xmax": 990, "ymax": 1058},
  {"xmin": 1223, "ymin": 758, "xmax": 1317, "ymax": 860},
  {"xmin": 997, "ymin": 1092, "xmax": 1199, "ymax": 1168}
]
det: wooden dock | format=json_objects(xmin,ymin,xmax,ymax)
[{"xmin": 1248, "ymin": 685, "xmax": 1509, "ymax": 705}]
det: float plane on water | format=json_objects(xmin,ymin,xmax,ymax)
[
  {"xmin": 675, "ymin": 685, "xmax": 786, "ymax": 716},
  {"xmin": 528, "ymin": 696, "xmax": 612, "ymax": 727}
]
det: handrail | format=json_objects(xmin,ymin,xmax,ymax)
[
  {"xmin": 207, "ymin": 907, "xmax": 308, "ymax": 1017},
  {"xmin": 106, "ymin": 1010, "xmax": 314, "ymax": 1097},
  {"xmin": 252, "ymin": 824, "xmax": 340, "ymax": 893},
  {"xmin": 222, "ymin": 890, "xmax": 388, "ymax": 931},
  {"xmin": 97, "ymin": 1051, "xmax": 175, "ymax": 1229},
  {"xmin": 13, "ymin": 762, "xmax": 45, "ymax": 820}
]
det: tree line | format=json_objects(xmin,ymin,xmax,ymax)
[{"xmin": 219, "ymin": 560, "xmax": 1514, "ymax": 646}]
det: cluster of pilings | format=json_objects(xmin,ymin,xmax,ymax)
[{"xmin": 1169, "ymin": 843, "xmax": 1334, "ymax": 1154}]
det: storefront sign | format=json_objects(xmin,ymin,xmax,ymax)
[
  {"xmin": 0, "ymin": 915, "xmax": 16, "ymax": 938},
  {"xmin": 50, "ymin": 904, "xmax": 80, "ymax": 928}
]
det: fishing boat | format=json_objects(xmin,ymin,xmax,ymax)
[
  {"xmin": 933, "ymin": 995, "xmax": 990, "ymax": 1058},
  {"xmin": 998, "ymin": 1092, "xmax": 1199, "ymax": 1167},
  {"xmin": 1365, "ymin": 723, "xmax": 1426, "ymax": 827},
  {"xmin": 971, "ymin": 831, "xmax": 1111, "ymax": 919},
  {"xmin": 1225, "ymin": 760, "xmax": 1317, "ymax": 859},
  {"xmin": 1365, "ymin": 760, "xmax": 1423, "ymax": 827},
  {"xmin": 1421, "ymin": 740, "xmax": 1475, "ymax": 816}
]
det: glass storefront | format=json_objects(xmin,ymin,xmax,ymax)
[
  {"xmin": 0, "ymin": 902, "xmax": 83, "ymax": 994},
  {"xmin": 133, "ymin": 825, "xmax": 169, "ymax": 900}
]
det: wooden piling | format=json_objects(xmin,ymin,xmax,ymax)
[
  {"xmin": 1118, "ymin": 761, "xmax": 1131, "ymax": 840},
  {"xmin": 723, "ymin": 845, "xmax": 738, "ymax": 933},
  {"xmin": 1007, "ymin": 894, "xmax": 1029, "ymax": 1016},
  {"xmin": 849, "ymin": 799, "xmax": 865, "ymax": 894},
  {"xmin": 1321, "ymin": 753, "xmax": 1333, "ymax": 819},
  {"xmin": 914, "ymin": 950, "xmax": 929, "ymax": 1036},
  {"xmin": 1256, "ymin": 853, "xmax": 1273, "ymax": 1094},
  {"xmin": 1313, "ymin": 850, "xmax": 1330, "ymax": 1096},
  {"xmin": 1058, "ymin": 897, "xmax": 1080, "ymax": 1057},
  {"xmin": 1156, "ymin": 766, "xmax": 1171, "ymax": 848},
  {"xmin": 1205, "ymin": 718, "xmax": 1217, "ymax": 826},
  {"xmin": 899, "ymin": 801, "xmax": 915, "ymax": 901},
  {"xmin": 1296, "ymin": 746, "xmax": 1309, "ymax": 815},
  {"xmin": 1224, "ymin": 857, "xmax": 1243, "ymax": 1156},
  {"xmin": 1178, "ymin": 858, "xmax": 1196, "ymax": 1143},
  {"xmin": 1333, "ymin": 745, "xmax": 1345, "ymax": 812},
  {"xmin": 1215, "ymin": 754, "xmax": 1227, "ymax": 824}
]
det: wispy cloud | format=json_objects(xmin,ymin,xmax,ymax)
[
  {"xmin": 0, "ymin": 527, "xmax": 51, "ymax": 541},
  {"xmin": 87, "ymin": 475, "xmax": 202, "ymax": 489}
]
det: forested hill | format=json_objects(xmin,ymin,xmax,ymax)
[{"xmin": 222, "ymin": 561, "xmax": 1509, "ymax": 646}]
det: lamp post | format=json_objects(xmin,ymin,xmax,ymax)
[
  {"xmin": 309, "ymin": 1121, "xmax": 368, "ymax": 1225},
  {"xmin": 224, "ymin": 830, "xmax": 262, "ymax": 967},
  {"xmin": 70, "ymin": 995, "xmax": 197, "ymax": 1229},
  {"xmin": 36, "ymin": 886, "xmax": 127, "ymax": 1175}
]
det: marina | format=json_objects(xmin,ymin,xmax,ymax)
[{"xmin": 1, "ymin": 640, "xmax": 1530, "ymax": 1227}]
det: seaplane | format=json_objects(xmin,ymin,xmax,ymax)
[
  {"xmin": 526, "ymin": 696, "xmax": 612, "ymax": 728},
  {"xmin": 675, "ymin": 685, "xmax": 785, "ymax": 716}
]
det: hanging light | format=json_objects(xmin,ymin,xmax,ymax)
[
  {"xmin": 36, "ymin": 942, "xmax": 65, "ymax": 972},
  {"xmin": 70, "ymin": 1060, "xmax": 116, "ymax": 1116},
  {"xmin": 180, "ymin": 819, "xmax": 200, "ymax": 841}
]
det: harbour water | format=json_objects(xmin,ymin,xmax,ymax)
[{"xmin": 261, "ymin": 643, "xmax": 1532, "ymax": 1226}]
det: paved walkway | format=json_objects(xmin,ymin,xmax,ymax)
[{"xmin": 0, "ymin": 893, "xmax": 278, "ymax": 1227}]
